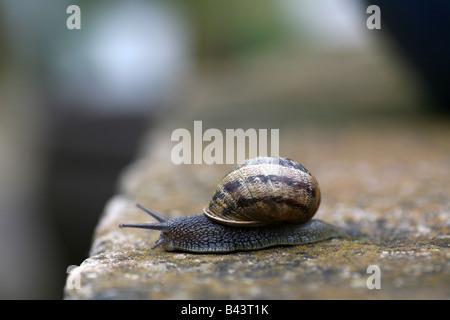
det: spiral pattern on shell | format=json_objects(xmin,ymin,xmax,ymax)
[{"xmin": 203, "ymin": 156, "xmax": 321, "ymax": 226}]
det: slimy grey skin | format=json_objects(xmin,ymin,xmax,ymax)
[
  {"xmin": 119, "ymin": 156, "xmax": 344, "ymax": 253},
  {"xmin": 120, "ymin": 207, "xmax": 342, "ymax": 252}
]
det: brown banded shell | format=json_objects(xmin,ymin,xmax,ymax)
[{"xmin": 203, "ymin": 156, "xmax": 321, "ymax": 226}]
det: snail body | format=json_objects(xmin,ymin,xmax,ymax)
[{"xmin": 120, "ymin": 156, "xmax": 343, "ymax": 253}]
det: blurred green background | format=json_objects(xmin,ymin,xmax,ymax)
[{"xmin": 0, "ymin": 0, "xmax": 448, "ymax": 299}]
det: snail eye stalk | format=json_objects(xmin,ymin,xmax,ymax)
[
  {"xmin": 118, "ymin": 203, "xmax": 170, "ymax": 231},
  {"xmin": 135, "ymin": 203, "xmax": 168, "ymax": 222}
]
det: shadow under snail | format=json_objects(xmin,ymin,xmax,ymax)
[{"xmin": 119, "ymin": 156, "xmax": 345, "ymax": 253}]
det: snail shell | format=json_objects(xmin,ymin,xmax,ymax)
[{"xmin": 204, "ymin": 156, "xmax": 321, "ymax": 226}]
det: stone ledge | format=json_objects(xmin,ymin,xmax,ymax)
[{"xmin": 64, "ymin": 119, "xmax": 450, "ymax": 300}]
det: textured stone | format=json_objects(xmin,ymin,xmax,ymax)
[{"xmin": 64, "ymin": 116, "xmax": 450, "ymax": 300}]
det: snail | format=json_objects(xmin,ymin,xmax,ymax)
[{"xmin": 119, "ymin": 156, "xmax": 344, "ymax": 253}]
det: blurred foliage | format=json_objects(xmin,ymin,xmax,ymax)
[{"xmin": 180, "ymin": 0, "xmax": 288, "ymax": 60}]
